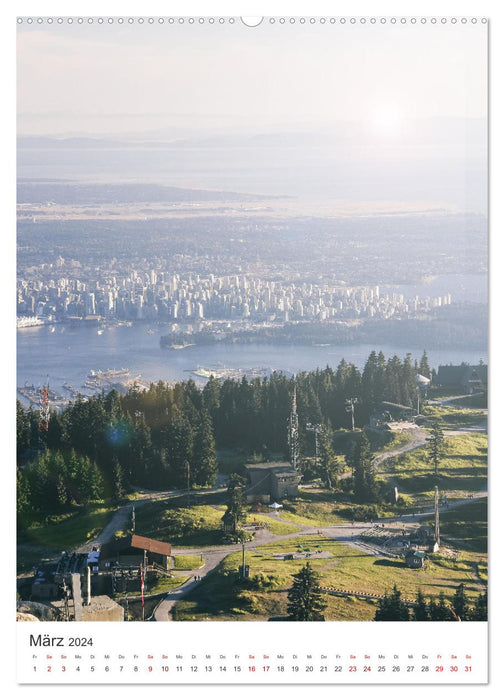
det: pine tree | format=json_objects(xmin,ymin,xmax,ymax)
[
  {"xmin": 225, "ymin": 473, "xmax": 247, "ymax": 533},
  {"xmin": 374, "ymin": 585, "xmax": 410, "ymax": 621},
  {"xmin": 470, "ymin": 590, "xmax": 487, "ymax": 621},
  {"xmin": 111, "ymin": 456, "xmax": 125, "ymax": 504},
  {"xmin": 317, "ymin": 423, "xmax": 338, "ymax": 488},
  {"xmin": 384, "ymin": 355, "xmax": 404, "ymax": 404},
  {"xmin": 353, "ymin": 433, "xmax": 378, "ymax": 503},
  {"xmin": 16, "ymin": 401, "xmax": 31, "ymax": 463},
  {"xmin": 452, "ymin": 583, "xmax": 470, "ymax": 620},
  {"xmin": 429, "ymin": 591, "xmax": 455, "ymax": 621},
  {"xmin": 193, "ymin": 409, "xmax": 218, "ymax": 486},
  {"xmin": 130, "ymin": 412, "xmax": 154, "ymax": 485},
  {"xmin": 419, "ymin": 350, "xmax": 431, "ymax": 380},
  {"xmin": 287, "ymin": 562, "xmax": 327, "ymax": 621},
  {"xmin": 163, "ymin": 411, "xmax": 194, "ymax": 488},
  {"xmin": 84, "ymin": 456, "xmax": 105, "ymax": 502},
  {"xmin": 16, "ymin": 468, "xmax": 31, "ymax": 524},
  {"xmin": 412, "ymin": 590, "xmax": 430, "ymax": 621},
  {"xmin": 401, "ymin": 353, "xmax": 418, "ymax": 408}
]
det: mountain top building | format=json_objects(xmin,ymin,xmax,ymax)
[
  {"xmin": 436, "ymin": 364, "xmax": 487, "ymax": 393},
  {"xmin": 244, "ymin": 461, "xmax": 300, "ymax": 504},
  {"xmin": 99, "ymin": 534, "xmax": 172, "ymax": 571}
]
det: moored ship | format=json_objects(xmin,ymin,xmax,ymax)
[{"xmin": 17, "ymin": 316, "xmax": 45, "ymax": 329}]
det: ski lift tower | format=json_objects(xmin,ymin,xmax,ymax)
[{"xmin": 345, "ymin": 397, "xmax": 358, "ymax": 432}]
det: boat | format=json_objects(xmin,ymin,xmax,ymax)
[
  {"xmin": 16, "ymin": 316, "xmax": 44, "ymax": 329},
  {"xmin": 170, "ymin": 342, "xmax": 195, "ymax": 350}
]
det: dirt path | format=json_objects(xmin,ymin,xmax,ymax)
[
  {"xmin": 76, "ymin": 486, "xmax": 226, "ymax": 554},
  {"xmin": 72, "ymin": 420, "xmax": 486, "ymax": 620},
  {"xmin": 373, "ymin": 426, "xmax": 429, "ymax": 469},
  {"xmin": 151, "ymin": 489, "xmax": 487, "ymax": 621}
]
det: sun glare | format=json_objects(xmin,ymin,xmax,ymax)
[{"xmin": 370, "ymin": 105, "xmax": 406, "ymax": 136}]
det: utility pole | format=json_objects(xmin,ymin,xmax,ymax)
[
  {"xmin": 239, "ymin": 539, "xmax": 249, "ymax": 580},
  {"xmin": 140, "ymin": 562, "xmax": 145, "ymax": 621},
  {"xmin": 186, "ymin": 461, "xmax": 191, "ymax": 507}
]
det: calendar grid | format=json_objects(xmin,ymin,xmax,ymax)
[{"xmin": 17, "ymin": 621, "xmax": 488, "ymax": 684}]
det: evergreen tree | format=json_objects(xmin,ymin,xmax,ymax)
[
  {"xmin": 16, "ymin": 401, "xmax": 31, "ymax": 463},
  {"xmin": 55, "ymin": 473, "xmax": 69, "ymax": 509},
  {"xmin": 129, "ymin": 412, "xmax": 154, "ymax": 485},
  {"xmin": 287, "ymin": 562, "xmax": 327, "ymax": 621},
  {"xmin": 202, "ymin": 375, "xmax": 221, "ymax": 417},
  {"xmin": 224, "ymin": 473, "xmax": 247, "ymax": 532},
  {"xmin": 111, "ymin": 456, "xmax": 125, "ymax": 504},
  {"xmin": 412, "ymin": 589, "xmax": 430, "ymax": 621},
  {"xmin": 353, "ymin": 433, "xmax": 378, "ymax": 503},
  {"xmin": 83, "ymin": 455, "xmax": 104, "ymax": 502},
  {"xmin": 193, "ymin": 410, "xmax": 218, "ymax": 486},
  {"xmin": 317, "ymin": 423, "xmax": 339, "ymax": 488},
  {"xmin": 419, "ymin": 350, "xmax": 431, "ymax": 379},
  {"xmin": 401, "ymin": 353, "xmax": 418, "ymax": 408},
  {"xmin": 45, "ymin": 410, "xmax": 64, "ymax": 451},
  {"xmin": 344, "ymin": 438, "xmax": 359, "ymax": 477},
  {"xmin": 16, "ymin": 468, "xmax": 31, "ymax": 524},
  {"xmin": 162, "ymin": 410, "xmax": 194, "ymax": 488},
  {"xmin": 384, "ymin": 355, "xmax": 404, "ymax": 404},
  {"xmin": 452, "ymin": 583, "xmax": 470, "ymax": 621},
  {"xmin": 429, "ymin": 591, "xmax": 455, "ymax": 621},
  {"xmin": 470, "ymin": 590, "xmax": 487, "ymax": 621},
  {"xmin": 361, "ymin": 351, "xmax": 386, "ymax": 420},
  {"xmin": 374, "ymin": 585, "xmax": 410, "ymax": 621},
  {"xmin": 362, "ymin": 350, "xmax": 379, "ymax": 413}
]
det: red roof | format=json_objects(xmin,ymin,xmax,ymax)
[{"xmin": 130, "ymin": 534, "xmax": 171, "ymax": 556}]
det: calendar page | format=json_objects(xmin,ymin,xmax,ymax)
[{"xmin": 13, "ymin": 1, "xmax": 490, "ymax": 688}]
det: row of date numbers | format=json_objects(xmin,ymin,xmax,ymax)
[{"xmin": 35, "ymin": 664, "xmax": 473, "ymax": 674}]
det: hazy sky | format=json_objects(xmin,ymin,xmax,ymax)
[{"xmin": 17, "ymin": 19, "xmax": 487, "ymax": 136}]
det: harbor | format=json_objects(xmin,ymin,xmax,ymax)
[{"xmin": 17, "ymin": 367, "xmax": 150, "ymax": 411}]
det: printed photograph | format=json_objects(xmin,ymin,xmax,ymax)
[{"xmin": 16, "ymin": 16, "xmax": 487, "ymax": 623}]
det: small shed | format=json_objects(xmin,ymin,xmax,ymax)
[
  {"xmin": 100, "ymin": 534, "xmax": 172, "ymax": 571},
  {"xmin": 405, "ymin": 549, "xmax": 426, "ymax": 569},
  {"xmin": 221, "ymin": 510, "xmax": 237, "ymax": 534},
  {"xmin": 380, "ymin": 401, "xmax": 414, "ymax": 421}
]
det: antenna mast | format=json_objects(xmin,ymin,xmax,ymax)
[
  {"xmin": 288, "ymin": 383, "xmax": 300, "ymax": 471},
  {"xmin": 38, "ymin": 376, "xmax": 50, "ymax": 433}
]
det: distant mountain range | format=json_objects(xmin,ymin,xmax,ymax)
[
  {"xmin": 16, "ymin": 179, "xmax": 276, "ymax": 205},
  {"xmin": 17, "ymin": 118, "xmax": 487, "ymax": 152},
  {"xmin": 17, "ymin": 133, "xmax": 334, "ymax": 150}
]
